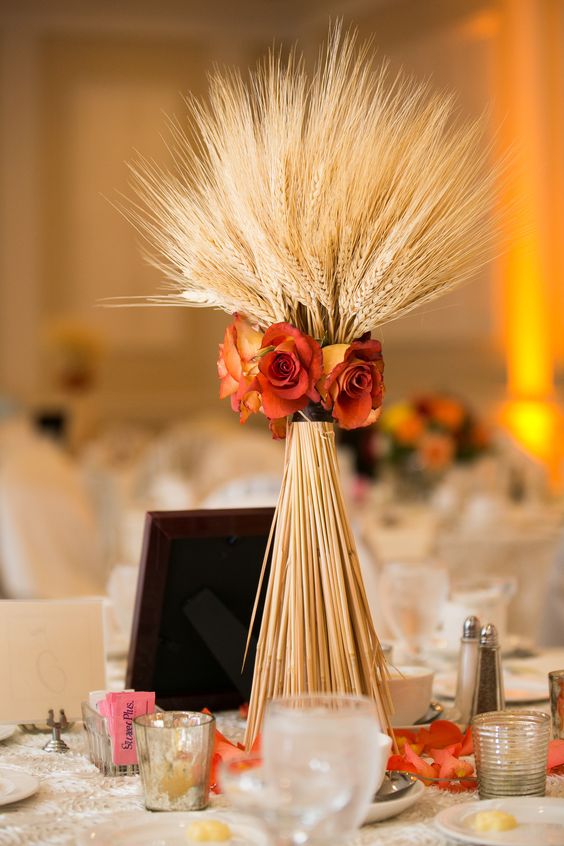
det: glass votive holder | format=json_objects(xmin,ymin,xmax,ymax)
[
  {"xmin": 134, "ymin": 711, "xmax": 215, "ymax": 811},
  {"xmin": 472, "ymin": 710, "xmax": 551, "ymax": 799}
]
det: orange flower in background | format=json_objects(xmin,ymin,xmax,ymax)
[
  {"xmin": 418, "ymin": 431, "xmax": 455, "ymax": 471},
  {"xmin": 394, "ymin": 413, "xmax": 424, "ymax": 445},
  {"xmin": 320, "ymin": 339, "xmax": 384, "ymax": 429},
  {"xmin": 257, "ymin": 323, "xmax": 323, "ymax": 419},
  {"xmin": 429, "ymin": 396, "xmax": 465, "ymax": 430},
  {"xmin": 217, "ymin": 314, "xmax": 263, "ymax": 414}
]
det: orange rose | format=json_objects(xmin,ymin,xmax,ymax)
[
  {"xmin": 395, "ymin": 414, "xmax": 424, "ymax": 445},
  {"xmin": 257, "ymin": 323, "xmax": 322, "ymax": 419},
  {"xmin": 217, "ymin": 315, "xmax": 263, "ymax": 415},
  {"xmin": 319, "ymin": 339, "xmax": 384, "ymax": 429},
  {"xmin": 429, "ymin": 397, "xmax": 465, "ymax": 430},
  {"xmin": 418, "ymin": 431, "xmax": 454, "ymax": 471}
]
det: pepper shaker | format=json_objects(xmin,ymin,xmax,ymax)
[
  {"xmin": 454, "ymin": 615, "xmax": 480, "ymax": 727},
  {"xmin": 472, "ymin": 623, "xmax": 505, "ymax": 716}
]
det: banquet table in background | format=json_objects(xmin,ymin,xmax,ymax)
[{"xmin": 2, "ymin": 650, "xmax": 564, "ymax": 846}]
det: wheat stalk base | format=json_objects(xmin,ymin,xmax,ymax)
[{"xmin": 244, "ymin": 420, "xmax": 392, "ymax": 748}]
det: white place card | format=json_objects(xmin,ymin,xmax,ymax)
[{"xmin": 0, "ymin": 599, "xmax": 106, "ymax": 723}]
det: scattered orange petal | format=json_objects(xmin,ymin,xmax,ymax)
[{"xmin": 548, "ymin": 739, "xmax": 564, "ymax": 771}]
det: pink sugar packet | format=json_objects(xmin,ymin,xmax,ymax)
[{"xmin": 102, "ymin": 691, "xmax": 155, "ymax": 765}]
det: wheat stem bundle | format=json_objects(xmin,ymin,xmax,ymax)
[
  {"xmin": 245, "ymin": 420, "xmax": 393, "ymax": 745},
  {"xmin": 125, "ymin": 25, "xmax": 499, "ymax": 746}
]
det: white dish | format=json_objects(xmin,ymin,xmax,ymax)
[
  {"xmin": 0, "ymin": 726, "xmax": 16, "ymax": 742},
  {"xmin": 388, "ymin": 666, "xmax": 435, "ymax": 726},
  {"xmin": 434, "ymin": 672, "xmax": 548, "ymax": 703},
  {"xmin": 435, "ymin": 797, "xmax": 564, "ymax": 845},
  {"xmin": 0, "ymin": 767, "xmax": 39, "ymax": 806},
  {"xmin": 364, "ymin": 779, "xmax": 424, "ymax": 824},
  {"xmin": 78, "ymin": 811, "xmax": 269, "ymax": 845}
]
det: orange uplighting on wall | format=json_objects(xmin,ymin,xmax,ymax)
[
  {"xmin": 495, "ymin": 0, "xmax": 562, "ymax": 476},
  {"xmin": 500, "ymin": 399, "xmax": 559, "ymax": 463}
]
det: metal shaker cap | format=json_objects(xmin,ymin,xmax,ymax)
[
  {"xmin": 462, "ymin": 615, "xmax": 480, "ymax": 640},
  {"xmin": 479, "ymin": 623, "xmax": 499, "ymax": 647}
]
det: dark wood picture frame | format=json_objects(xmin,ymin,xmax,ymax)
[{"xmin": 126, "ymin": 508, "xmax": 274, "ymax": 712}]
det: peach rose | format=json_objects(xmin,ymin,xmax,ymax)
[
  {"xmin": 418, "ymin": 431, "xmax": 454, "ymax": 471},
  {"xmin": 319, "ymin": 339, "xmax": 384, "ymax": 429},
  {"xmin": 217, "ymin": 315, "xmax": 263, "ymax": 415},
  {"xmin": 257, "ymin": 323, "xmax": 322, "ymax": 419},
  {"xmin": 429, "ymin": 397, "xmax": 465, "ymax": 430}
]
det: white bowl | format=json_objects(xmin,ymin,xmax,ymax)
[{"xmin": 387, "ymin": 665, "xmax": 434, "ymax": 727}]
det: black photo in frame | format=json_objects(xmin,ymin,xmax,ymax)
[{"xmin": 126, "ymin": 508, "xmax": 274, "ymax": 712}]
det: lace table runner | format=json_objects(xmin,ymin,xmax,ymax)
[{"xmin": 1, "ymin": 721, "xmax": 563, "ymax": 846}]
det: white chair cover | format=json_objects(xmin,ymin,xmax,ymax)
[{"xmin": 0, "ymin": 419, "xmax": 105, "ymax": 598}]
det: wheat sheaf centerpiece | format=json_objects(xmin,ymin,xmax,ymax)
[{"xmin": 125, "ymin": 27, "xmax": 498, "ymax": 747}]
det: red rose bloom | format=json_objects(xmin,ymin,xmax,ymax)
[
  {"xmin": 257, "ymin": 323, "xmax": 323, "ymax": 419},
  {"xmin": 320, "ymin": 339, "xmax": 384, "ymax": 429}
]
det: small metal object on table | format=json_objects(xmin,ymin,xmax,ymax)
[{"xmin": 43, "ymin": 709, "xmax": 70, "ymax": 753}]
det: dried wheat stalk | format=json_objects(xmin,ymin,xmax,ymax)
[
  {"xmin": 124, "ymin": 25, "xmax": 500, "ymax": 747},
  {"xmin": 125, "ymin": 25, "xmax": 498, "ymax": 344}
]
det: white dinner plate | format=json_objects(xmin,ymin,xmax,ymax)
[
  {"xmin": 364, "ymin": 779, "xmax": 424, "ymax": 824},
  {"xmin": 78, "ymin": 811, "xmax": 269, "ymax": 845},
  {"xmin": 0, "ymin": 726, "xmax": 16, "ymax": 742},
  {"xmin": 435, "ymin": 797, "xmax": 564, "ymax": 845},
  {"xmin": 434, "ymin": 672, "xmax": 548, "ymax": 703},
  {"xmin": 0, "ymin": 767, "xmax": 39, "ymax": 806}
]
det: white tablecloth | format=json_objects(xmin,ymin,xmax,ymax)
[{"xmin": 2, "ymin": 651, "xmax": 564, "ymax": 845}]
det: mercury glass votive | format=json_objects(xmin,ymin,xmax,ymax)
[
  {"xmin": 472, "ymin": 710, "xmax": 551, "ymax": 799},
  {"xmin": 134, "ymin": 711, "xmax": 215, "ymax": 811}
]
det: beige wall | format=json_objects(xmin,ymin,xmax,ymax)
[{"xmin": 0, "ymin": 0, "xmax": 561, "ymax": 436}]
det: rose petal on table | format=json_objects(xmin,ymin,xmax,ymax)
[
  {"xmin": 417, "ymin": 720, "xmax": 463, "ymax": 751},
  {"xmin": 437, "ymin": 753, "xmax": 474, "ymax": 780},
  {"xmin": 403, "ymin": 743, "xmax": 439, "ymax": 780},
  {"xmin": 387, "ymin": 753, "xmax": 418, "ymax": 774},
  {"xmin": 459, "ymin": 726, "xmax": 473, "ymax": 756},
  {"xmin": 548, "ymin": 739, "xmax": 564, "ymax": 771},
  {"xmin": 429, "ymin": 745, "xmax": 461, "ymax": 765}
]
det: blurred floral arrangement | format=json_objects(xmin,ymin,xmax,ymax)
[
  {"xmin": 378, "ymin": 393, "xmax": 491, "ymax": 476},
  {"xmin": 44, "ymin": 318, "xmax": 105, "ymax": 393}
]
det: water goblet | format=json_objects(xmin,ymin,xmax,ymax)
[
  {"xmin": 379, "ymin": 561, "xmax": 449, "ymax": 660},
  {"xmin": 221, "ymin": 754, "xmax": 351, "ymax": 846},
  {"xmin": 262, "ymin": 693, "xmax": 391, "ymax": 840}
]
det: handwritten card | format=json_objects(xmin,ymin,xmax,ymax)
[{"xmin": 0, "ymin": 599, "xmax": 106, "ymax": 723}]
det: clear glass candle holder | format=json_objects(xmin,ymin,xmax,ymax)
[
  {"xmin": 134, "ymin": 711, "xmax": 215, "ymax": 811},
  {"xmin": 472, "ymin": 710, "xmax": 551, "ymax": 799}
]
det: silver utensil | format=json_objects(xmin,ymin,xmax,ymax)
[
  {"xmin": 374, "ymin": 771, "xmax": 418, "ymax": 802},
  {"xmin": 414, "ymin": 700, "xmax": 443, "ymax": 725}
]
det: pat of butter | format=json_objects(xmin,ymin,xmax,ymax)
[
  {"xmin": 470, "ymin": 810, "xmax": 518, "ymax": 832},
  {"xmin": 186, "ymin": 819, "xmax": 232, "ymax": 842}
]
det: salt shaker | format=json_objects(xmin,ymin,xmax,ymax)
[
  {"xmin": 454, "ymin": 615, "xmax": 480, "ymax": 727},
  {"xmin": 472, "ymin": 623, "xmax": 505, "ymax": 716}
]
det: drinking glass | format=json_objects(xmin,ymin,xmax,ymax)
[
  {"xmin": 379, "ymin": 561, "xmax": 449, "ymax": 659},
  {"xmin": 262, "ymin": 693, "xmax": 391, "ymax": 840},
  {"xmin": 473, "ymin": 710, "xmax": 551, "ymax": 798},
  {"xmin": 221, "ymin": 755, "xmax": 351, "ymax": 846}
]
